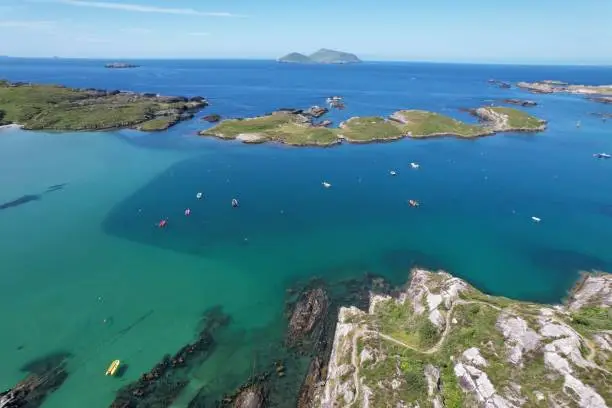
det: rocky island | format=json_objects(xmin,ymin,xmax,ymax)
[
  {"xmin": 199, "ymin": 106, "xmax": 547, "ymax": 146},
  {"xmin": 0, "ymin": 80, "xmax": 208, "ymax": 131},
  {"xmin": 318, "ymin": 269, "xmax": 611, "ymax": 408},
  {"xmin": 517, "ymin": 81, "xmax": 612, "ymax": 96},
  {"xmin": 278, "ymin": 49, "xmax": 361, "ymax": 64},
  {"xmin": 104, "ymin": 62, "xmax": 140, "ymax": 69}
]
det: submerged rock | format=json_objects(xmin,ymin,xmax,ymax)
[
  {"xmin": 0, "ymin": 352, "xmax": 70, "ymax": 408},
  {"xmin": 233, "ymin": 384, "xmax": 266, "ymax": 408},
  {"xmin": 202, "ymin": 114, "xmax": 221, "ymax": 123}
]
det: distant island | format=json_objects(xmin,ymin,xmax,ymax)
[
  {"xmin": 0, "ymin": 80, "xmax": 207, "ymax": 131},
  {"xmin": 199, "ymin": 105, "xmax": 546, "ymax": 146},
  {"xmin": 105, "ymin": 62, "xmax": 140, "ymax": 69},
  {"xmin": 278, "ymin": 48, "xmax": 361, "ymax": 64}
]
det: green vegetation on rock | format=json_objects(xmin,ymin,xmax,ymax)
[
  {"xmin": 319, "ymin": 269, "xmax": 612, "ymax": 408},
  {"xmin": 0, "ymin": 81, "xmax": 207, "ymax": 131},
  {"xmin": 392, "ymin": 110, "xmax": 486, "ymax": 137},
  {"xmin": 201, "ymin": 106, "xmax": 546, "ymax": 147}
]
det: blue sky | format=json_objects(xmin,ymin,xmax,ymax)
[{"xmin": 1, "ymin": 0, "xmax": 611, "ymax": 64}]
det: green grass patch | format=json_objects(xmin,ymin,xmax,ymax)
[
  {"xmin": 570, "ymin": 307, "xmax": 612, "ymax": 331},
  {"xmin": 489, "ymin": 107, "xmax": 544, "ymax": 129},
  {"xmin": 395, "ymin": 110, "xmax": 485, "ymax": 138},
  {"xmin": 139, "ymin": 117, "xmax": 177, "ymax": 131},
  {"xmin": 204, "ymin": 114, "xmax": 294, "ymax": 139},
  {"xmin": 0, "ymin": 82, "xmax": 204, "ymax": 131},
  {"xmin": 203, "ymin": 113, "xmax": 340, "ymax": 145},
  {"xmin": 340, "ymin": 116, "xmax": 404, "ymax": 141}
]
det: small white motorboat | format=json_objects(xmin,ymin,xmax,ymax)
[
  {"xmin": 593, "ymin": 153, "xmax": 611, "ymax": 159},
  {"xmin": 322, "ymin": 181, "xmax": 332, "ymax": 189},
  {"xmin": 531, "ymin": 216, "xmax": 541, "ymax": 223},
  {"xmin": 231, "ymin": 198, "xmax": 239, "ymax": 207},
  {"xmin": 410, "ymin": 162, "xmax": 420, "ymax": 169},
  {"xmin": 390, "ymin": 170, "xmax": 397, "ymax": 176},
  {"xmin": 196, "ymin": 192, "xmax": 203, "ymax": 199}
]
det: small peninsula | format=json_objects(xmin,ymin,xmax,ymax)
[
  {"xmin": 0, "ymin": 80, "xmax": 207, "ymax": 131},
  {"xmin": 199, "ymin": 106, "xmax": 547, "ymax": 146},
  {"xmin": 319, "ymin": 269, "xmax": 611, "ymax": 408},
  {"xmin": 278, "ymin": 48, "xmax": 361, "ymax": 64}
]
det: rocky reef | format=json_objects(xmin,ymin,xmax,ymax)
[
  {"xmin": 503, "ymin": 99, "xmax": 537, "ymax": 107},
  {"xmin": 0, "ymin": 352, "xmax": 71, "ymax": 408},
  {"xmin": 0, "ymin": 80, "xmax": 207, "ymax": 131},
  {"xmin": 199, "ymin": 106, "xmax": 546, "ymax": 147},
  {"xmin": 319, "ymin": 269, "xmax": 611, "ymax": 407},
  {"xmin": 109, "ymin": 306, "xmax": 230, "ymax": 408}
]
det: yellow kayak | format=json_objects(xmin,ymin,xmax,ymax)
[{"xmin": 105, "ymin": 360, "xmax": 121, "ymax": 376}]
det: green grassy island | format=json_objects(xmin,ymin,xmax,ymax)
[
  {"xmin": 0, "ymin": 80, "xmax": 208, "ymax": 131},
  {"xmin": 319, "ymin": 269, "xmax": 611, "ymax": 408},
  {"xmin": 199, "ymin": 106, "xmax": 547, "ymax": 146}
]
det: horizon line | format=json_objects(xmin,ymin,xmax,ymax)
[{"xmin": 1, "ymin": 55, "xmax": 611, "ymax": 67}]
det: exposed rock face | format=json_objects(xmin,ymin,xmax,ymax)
[
  {"xmin": 287, "ymin": 288, "xmax": 329, "ymax": 347},
  {"xmin": 297, "ymin": 357, "xmax": 325, "ymax": 408},
  {"xmin": 496, "ymin": 313, "xmax": 542, "ymax": 366},
  {"xmin": 568, "ymin": 273, "xmax": 612, "ymax": 311}
]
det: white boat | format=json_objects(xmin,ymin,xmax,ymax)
[
  {"xmin": 322, "ymin": 181, "xmax": 332, "ymax": 188},
  {"xmin": 231, "ymin": 198, "xmax": 239, "ymax": 207},
  {"xmin": 593, "ymin": 153, "xmax": 611, "ymax": 159},
  {"xmin": 410, "ymin": 162, "xmax": 420, "ymax": 169},
  {"xmin": 196, "ymin": 192, "xmax": 203, "ymax": 199},
  {"xmin": 576, "ymin": 121, "xmax": 581, "ymax": 128},
  {"xmin": 390, "ymin": 170, "xmax": 397, "ymax": 176},
  {"xmin": 531, "ymin": 216, "xmax": 541, "ymax": 223}
]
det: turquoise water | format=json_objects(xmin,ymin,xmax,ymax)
[{"xmin": 1, "ymin": 59, "xmax": 611, "ymax": 406}]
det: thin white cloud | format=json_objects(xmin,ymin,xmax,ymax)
[
  {"xmin": 120, "ymin": 27, "xmax": 152, "ymax": 34},
  {"xmin": 0, "ymin": 20, "xmax": 56, "ymax": 29},
  {"xmin": 189, "ymin": 32, "xmax": 210, "ymax": 37},
  {"xmin": 57, "ymin": 0, "xmax": 243, "ymax": 17}
]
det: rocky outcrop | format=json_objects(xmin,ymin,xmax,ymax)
[
  {"xmin": 496, "ymin": 313, "xmax": 542, "ymax": 366},
  {"xmin": 202, "ymin": 114, "xmax": 221, "ymax": 123},
  {"xmin": 287, "ymin": 288, "xmax": 329, "ymax": 347},
  {"xmin": 590, "ymin": 96, "xmax": 612, "ymax": 104},
  {"xmin": 503, "ymin": 99, "xmax": 537, "ymax": 107},
  {"xmin": 304, "ymin": 106, "xmax": 328, "ymax": 118},
  {"xmin": 297, "ymin": 357, "xmax": 325, "ymax": 408},
  {"xmin": 317, "ymin": 269, "xmax": 611, "ymax": 408},
  {"xmin": 568, "ymin": 273, "xmax": 612, "ymax": 311}
]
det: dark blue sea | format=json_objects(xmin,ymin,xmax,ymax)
[{"xmin": 0, "ymin": 58, "xmax": 611, "ymax": 407}]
